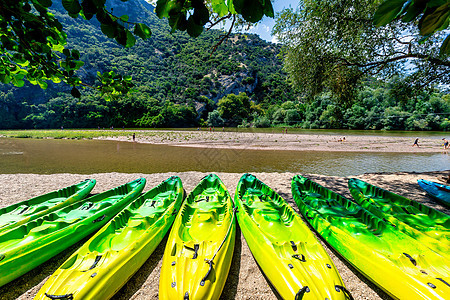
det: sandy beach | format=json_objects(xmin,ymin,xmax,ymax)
[
  {"xmin": 0, "ymin": 170, "xmax": 448, "ymax": 300},
  {"xmin": 97, "ymin": 130, "xmax": 449, "ymax": 153}
]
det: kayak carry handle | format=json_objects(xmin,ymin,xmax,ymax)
[
  {"xmin": 403, "ymin": 253, "xmax": 417, "ymax": 266},
  {"xmin": 290, "ymin": 241, "xmax": 297, "ymax": 252},
  {"xmin": 436, "ymin": 277, "xmax": 450, "ymax": 288},
  {"xmin": 45, "ymin": 293, "xmax": 73, "ymax": 300},
  {"xmin": 17, "ymin": 207, "xmax": 29, "ymax": 215},
  {"xmin": 294, "ymin": 286, "xmax": 309, "ymax": 299},
  {"xmin": 292, "ymin": 254, "xmax": 306, "ymax": 262},
  {"xmin": 89, "ymin": 255, "xmax": 102, "ymax": 270},
  {"xmin": 335, "ymin": 285, "xmax": 354, "ymax": 300},
  {"xmin": 200, "ymin": 259, "xmax": 213, "ymax": 286},
  {"xmin": 92, "ymin": 214, "xmax": 106, "ymax": 223},
  {"xmin": 184, "ymin": 244, "xmax": 200, "ymax": 259}
]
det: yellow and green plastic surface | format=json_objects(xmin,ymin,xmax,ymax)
[
  {"xmin": 159, "ymin": 174, "xmax": 235, "ymax": 299},
  {"xmin": 292, "ymin": 175, "xmax": 450, "ymax": 300},
  {"xmin": 35, "ymin": 176, "xmax": 183, "ymax": 300},
  {"xmin": 0, "ymin": 179, "xmax": 96, "ymax": 233},
  {"xmin": 0, "ymin": 178, "xmax": 145, "ymax": 287},
  {"xmin": 236, "ymin": 173, "xmax": 349, "ymax": 299},
  {"xmin": 348, "ymin": 178, "xmax": 450, "ymax": 258}
]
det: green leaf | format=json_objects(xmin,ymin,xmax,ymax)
[
  {"xmin": 125, "ymin": 30, "xmax": 136, "ymax": 47},
  {"xmin": 401, "ymin": 2, "xmax": 422, "ymax": 22},
  {"xmin": 71, "ymin": 86, "xmax": 81, "ymax": 98},
  {"xmin": 74, "ymin": 60, "xmax": 85, "ymax": 68},
  {"xmin": 426, "ymin": 0, "xmax": 447, "ymax": 9},
  {"xmin": 156, "ymin": 0, "xmax": 171, "ymax": 18},
  {"xmin": 186, "ymin": 15, "xmax": 204, "ymax": 37},
  {"xmin": 193, "ymin": 4, "xmax": 210, "ymax": 26},
  {"xmin": 72, "ymin": 49, "xmax": 80, "ymax": 60},
  {"xmin": 440, "ymin": 34, "xmax": 450, "ymax": 55},
  {"xmin": 37, "ymin": 0, "xmax": 52, "ymax": 8},
  {"xmin": 233, "ymin": 0, "xmax": 265, "ymax": 23},
  {"xmin": 62, "ymin": 0, "xmax": 82, "ymax": 15},
  {"xmin": 212, "ymin": 0, "xmax": 229, "ymax": 17},
  {"xmin": 263, "ymin": 0, "xmax": 274, "ymax": 18},
  {"xmin": 91, "ymin": 0, "xmax": 106, "ymax": 8},
  {"xmin": 227, "ymin": 0, "xmax": 236, "ymax": 14},
  {"xmin": 38, "ymin": 80, "xmax": 48, "ymax": 89},
  {"xmin": 134, "ymin": 23, "xmax": 152, "ymax": 39},
  {"xmin": 101, "ymin": 23, "xmax": 117, "ymax": 38},
  {"xmin": 373, "ymin": 0, "xmax": 406, "ymax": 26},
  {"xmin": 419, "ymin": 3, "xmax": 450, "ymax": 35},
  {"xmin": 119, "ymin": 15, "xmax": 129, "ymax": 22},
  {"xmin": 115, "ymin": 29, "xmax": 127, "ymax": 46},
  {"xmin": 81, "ymin": 0, "xmax": 97, "ymax": 20}
]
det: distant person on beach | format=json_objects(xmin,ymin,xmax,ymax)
[
  {"xmin": 413, "ymin": 138, "xmax": 419, "ymax": 147},
  {"xmin": 443, "ymin": 138, "xmax": 449, "ymax": 149},
  {"xmin": 132, "ymin": 133, "xmax": 135, "ymax": 142}
]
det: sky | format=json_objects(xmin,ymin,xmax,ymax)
[
  {"xmin": 242, "ymin": 0, "xmax": 299, "ymax": 43},
  {"xmin": 146, "ymin": 0, "xmax": 300, "ymax": 43}
]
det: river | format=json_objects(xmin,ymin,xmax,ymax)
[{"xmin": 0, "ymin": 137, "xmax": 448, "ymax": 176}]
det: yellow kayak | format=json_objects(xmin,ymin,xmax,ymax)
[
  {"xmin": 236, "ymin": 173, "xmax": 350, "ymax": 299},
  {"xmin": 34, "ymin": 176, "xmax": 184, "ymax": 300},
  {"xmin": 159, "ymin": 174, "xmax": 235, "ymax": 299}
]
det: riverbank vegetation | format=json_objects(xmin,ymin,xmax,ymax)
[{"xmin": 0, "ymin": 0, "xmax": 448, "ymax": 131}]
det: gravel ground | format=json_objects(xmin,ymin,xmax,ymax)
[{"xmin": 0, "ymin": 170, "xmax": 448, "ymax": 300}]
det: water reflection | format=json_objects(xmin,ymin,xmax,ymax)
[{"xmin": 0, "ymin": 138, "xmax": 448, "ymax": 176}]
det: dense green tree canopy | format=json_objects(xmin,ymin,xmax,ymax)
[
  {"xmin": 273, "ymin": 0, "xmax": 449, "ymax": 105},
  {"xmin": 0, "ymin": 0, "xmax": 273, "ymax": 98},
  {"xmin": 373, "ymin": 0, "xmax": 449, "ymax": 55}
]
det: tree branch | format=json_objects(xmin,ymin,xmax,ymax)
[
  {"xmin": 210, "ymin": 14, "xmax": 236, "ymax": 55},
  {"xmin": 207, "ymin": 13, "xmax": 232, "ymax": 30}
]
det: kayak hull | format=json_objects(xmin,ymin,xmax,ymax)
[
  {"xmin": 35, "ymin": 176, "xmax": 184, "ymax": 300},
  {"xmin": 418, "ymin": 179, "xmax": 450, "ymax": 207},
  {"xmin": 0, "ymin": 178, "xmax": 145, "ymax": 287},
  {"xmin": 0, "ymin": 179, "xmax": 96, "ymax": 233},
  {"xmin": 159, "ymin": 174, "xmax": 235, "ymax": 300},
  {"xmin": 236, "ymin": 173, "xmax": 348, "ymax": 300},
  {"xmin": 348, "ymin": 178, "xmax": 450, "ymax": 257},
  {"xmin": 292, "ymin": 175, "xmax": 450, "ymax": 300}
]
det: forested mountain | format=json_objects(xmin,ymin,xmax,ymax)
[{"xmin": 0, "ymin": 0, "xmax": 448, "ymax": 130}]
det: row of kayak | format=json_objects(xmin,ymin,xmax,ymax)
[{"xmin": 0, "ymin": 174, "xmax": 448, "ymax": 299}]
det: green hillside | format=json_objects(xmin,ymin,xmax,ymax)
[{"xmin": 0, "ymin": 0, "xmax": 448, "ymax": 130}]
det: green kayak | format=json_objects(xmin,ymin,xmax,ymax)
[
  {"xmin": 0, "ymin": 179, "xmax": 96, "ymax": 233},
  {"xmin": 236, "ymin": 174, "xmax": 349, "ymax": 299},
  {"xmin": 35, "ymin": 176, "xmax": 183, "ymax": 300},
  {"xmin": 0, "ymin": 178, "xmax": 145, "ymax": 287},
  {"xmin": 292, "ymin": 175, "xmax": 450, "ymax": 300},
  {"xmin": 348, "ymin": 178, "xmax": 450, "ymax": 257}
]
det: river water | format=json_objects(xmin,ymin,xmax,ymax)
[{"xmin": 0, "ymin": 137, "xmax": 448, "ymax": 176}]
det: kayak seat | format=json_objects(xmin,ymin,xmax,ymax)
[
  {"xmin": 10, "ymin": 205, "xmax": 30, "ymax": 215},
  {"xmin": 192, "ymin": 209, "xmax": 218, "ymax": 223},
  {"xmin": 253, "ymin": 208, "xmax": 281, "ymax": 223},
  {"xmin": 29, "ymin": 223, "xmax": 58, "ymax": 237},
  {"xmin": 91, "ymin": 199, "xmax": 116, "ymax": 211}
]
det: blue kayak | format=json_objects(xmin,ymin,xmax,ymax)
[{"xmin": 417, "ymin": 179, "xmax": 450, "ymax": 207}]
